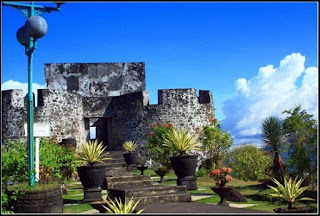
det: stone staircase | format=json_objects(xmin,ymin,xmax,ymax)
[
  {"xmin": 108, "ymin": 185, "xmax": 192, "ymax": 205},
  {"xmin": 100, "ymin": 151, "xmax": 192, "ymax": 205}
]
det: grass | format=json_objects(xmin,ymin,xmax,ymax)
[
  {"xmin": 62, "ymin": 168, "xmax": 317, "ymax": 213},
  {"xmin": 144, "ymin": 168, "xmax": 317, "ymax": 213}
]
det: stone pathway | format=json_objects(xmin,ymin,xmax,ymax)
[{"xmin": 80, "ymin": 194, "xmax": 259, "ymax": 214}]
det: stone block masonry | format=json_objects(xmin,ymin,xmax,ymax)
[
  {"xmin": 2, "ymin": 62, "xmax": 215, "ymax": 154},
  {"xmin": 45, "ymin": 62, "xmax": 145, "ymax": 97}
]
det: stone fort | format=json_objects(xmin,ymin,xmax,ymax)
[{"xmin": 2, "ymin": 62, "xmax": 214, "ymax": 154}]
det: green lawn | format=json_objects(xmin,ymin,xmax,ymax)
[{"xmin": 63, "ymin": 168, "xmax": 317, "ymax": 213}]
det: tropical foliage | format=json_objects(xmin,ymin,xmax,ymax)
[
  {"xmin": 163, "ymin": 128, "xmax": 200, "ymax": 156},
  {"xmin": 40, "ymin": 137, "xmax": 79, "ymax": 182},
  {"xmin": 2, "ymin": 139, "xmax": 29, "ymax": 185},
  {"xmin": 146, "ymin": 123, "xmax": 175, "ymax": 169},
  {"xmin": 224, "ymin": 144, "xmax": 273, "ymax": 181},
  {"xmin": 261, "ymin": 116, "xmax": 286, "ymax": 183},
  {"xmin": 282, "ymin": 105, "xmax": 317, "ymax": 184},
  {"xmin": 198, "ymin": 121, "xmax": 233, "ymax": 169},
  {"xmin": 267, "ymin": 177, "xmax": 315, "ymax": 209},
  {"xmin": 122, "ymin": 141, "xmax": 138, "ymax": 153},
  {"xmin": 102, "ymin": 197, "xmax": 144, "ymax": 214},
  {"xmin": 77, "ymin": 139, "xmax": 109, "ymax": 166}
]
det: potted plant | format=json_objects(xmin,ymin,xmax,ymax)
[
  {"xmin": 122, "ymin": 141, "xmax": 139, "ymax": 167},
  {"xmin": 136, "ymin": 157, "xmax": 149, "ymax": 175},
  {"xmin": 90, "ymin": 196, "xmax": 144, "ymax": 213},
  {"xmin": 268, "ymin": 176, "xmax": 315, "ymax": 213},
  {"xmin": 209, "ymin": 167, "xmax": 233, "ymax": 206},
  {"xmin": 163, "ymin": 128, "xmax": 200, "ymax": 190},
  {"xmin": 77, "ymin": 139, "xmax": 110, "ymax": 202},
  {"xmin": 3, "ymin": 137, "xmax": 77, "ymax": 213},
  {"xmin": 154, "ymin": 166, "xmax": 169, "ymax": 183}
]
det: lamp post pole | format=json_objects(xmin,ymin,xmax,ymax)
[{"xmin": 2, "ymin": 1, "xmax": 64, "ymax": 187}]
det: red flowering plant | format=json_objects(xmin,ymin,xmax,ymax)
[
  {"xmin": 146, "ymin": 123, "xmax": 175, "ymax": 169},
  {"xmin": 210, "ymin": 167, "xmax": 233, "ymax": 187}
]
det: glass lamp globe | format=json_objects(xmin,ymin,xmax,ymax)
[
  {"xmin": 25, "ymin": 16, "xmax": 48, "ymax": 39},
  {"xmin": 16, "ymin": 26, "xmax": 30, "ymax": 45}
]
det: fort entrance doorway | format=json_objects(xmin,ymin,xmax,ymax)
[{"xmin": 87, "ymin": 117, "xmax": 113, "ymax": 151}]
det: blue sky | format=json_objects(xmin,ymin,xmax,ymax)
[{"xmin": 1, "ymin": 2, "xmax": 318, "ymax": 146}]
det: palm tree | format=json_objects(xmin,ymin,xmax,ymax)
[{"xmin": 261, "ymin": 116, "xmax": 286, "ymax": 183}]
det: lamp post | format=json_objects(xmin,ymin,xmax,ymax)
[{"xmin": 2, "ymin": 2, "xmax": 64, "ymax": 187}]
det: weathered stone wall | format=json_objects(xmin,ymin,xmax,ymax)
[
  {"xmin": 1, "ymin": 90, "xmax": 26, "ymax": 143},
  {"xmin": 2, "ymin": 62, "xmax": 214, "ymax": 156},
  {"xmin": 35, "ymin": 89, "xmax": 85, "ymax": 145},
  {"xmin": 137, "ymin": 88, "xmax": 214, "ymax": 155},
  {"xmin": 45, "ymin": 62, "xmax": 145, "ymax": 97},
  {"xmin": 96, "ymin": 88, "xmax": 214, "ymax": 154}
]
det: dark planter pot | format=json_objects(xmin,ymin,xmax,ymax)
[
  {"xmin": 211, "ymin": 186, "xmax": 233, "ymax": 206},
  {"xmin": 136, "ymin": 165, "xmax": 148, "ymax": 175},
  {"xmin": 77, "ymin": 164, "xmax": 107, "ymax": 202},
  {"xmin": 273, "ymin": 206, "xmax": 310, "ymax": 213},
  {"xmin": 123, "ymin": 152, "xmax": 139, "ymax": 166},
  {"xmin": 8, "ymin": 185, "xmax": 63, "ymax": 213},
  {"xmin": 170, "ymin": 155, "xmax": 198, "ymax": 190},
  {"xmin": 155, "ymin": 169, "xmax": 169, "ymax": 183}
]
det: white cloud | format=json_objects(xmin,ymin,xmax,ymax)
[
  {"xmin": 1, "ymin": 80, "xmax": 46, "ymax": 106},
  {"xmin": 222, "ymin": 53, "xmax": 318, "ymax": 146}
]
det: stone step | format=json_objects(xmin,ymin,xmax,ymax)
[
  {"xmin": 134, "ymin": 193, "xmax": 192, "ymax": 205},
  {"xmin": 109, "ymin": 185, "xmax": 188, "ymax": 197},
  {"xmin": 104, "ymin": 151, "xmax": 126, "ymax": 158},
  {"xmin": 105, "ymin": 166, "xmax": 127, "ymax": 173},
  {"xmin": 105, "ymin": 170, "xmax": 133, "ymax": 177},
  {"xmin": 106, "ymin": 175, "xmax": 150, "ymax": 183},
  {"xmin": 104, "ymin": 162, "xmax": 127, "ymax": 169},
  {"xmin": 107, "ymin": 180, "xmax": 153, "ymax": 189},
  {"xmin": 104, "ymin": 158, "xmax": 126, "ymax": 164}
]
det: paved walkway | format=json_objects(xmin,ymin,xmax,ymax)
[
  {"xmin": 80, "ymin": 194, "xmax": 264, "ymax": 214},
  {"xmin": 135, "ymin": 202, "xmax": 267, "ymax": 213}
]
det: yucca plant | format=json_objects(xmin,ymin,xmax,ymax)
[
  {"xmin": 163, "ymin": 128, "xmax": 200, "ymax": 156},
  {"xmin": 122, "ymin": 141, "xmax": 138, "ymax": 153},
  {"xmin": 78, "ymin": 139, "xmax": 110, "ymax": 166},
  {"xmin": 102, "ymin": 197, "xmax": 144, "ymax": 214},
  {"xmin": 267, "ymin": 176, "xmax": 315, "ymax": 209}
]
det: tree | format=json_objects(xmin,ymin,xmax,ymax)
[
  {"xmin": 282, "ymin": 105, "xmax": 317, "ymax": 184},
  {"xmin": 261, "ymin": 116, "xmax": 286, "ymax": 183},
  {"xmin": 224, "ymin": 144, "xmax": 273, "ymax": 181},
  {"xmin": 199, "ymin": 122, "xmax": 233, "ymax": 169}
]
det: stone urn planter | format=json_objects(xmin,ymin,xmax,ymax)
[
  {"xmin": 211, "ymin": 186, "xmax": 233, "ymax": 206},
  {"xmin": 77, "ymin": 164, "xmax": 108, "ymax": 202},
  {"xmin": 123, "ymin": 152, "xmax": 139, "ymax": 166},
  {"xmin": 170, "ymin": 155, "xmax": 198, "ymax": 190},
  {"xmin": 273, "ymin": 206, "xmax": 310, "ymax": 213},
  {"xmin": 154, "ymin": 169, "xmax": 169, "ymax": 183},
  {"xmin": 7, "ymin": 184, "xmax": 63, "ymax": 213},
  {"xmin": 136, "ymin": 165, "xmax": 148, "ymax": 175}
]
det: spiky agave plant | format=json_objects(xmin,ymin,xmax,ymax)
[
  {"xmin": 163, "ymin": 128, "xmax": 200, "ymax": 156},
  {"xmin": 102, "ymin": 197, "xmax": 144, "ymax": 214},
  {"xmin": 78, "ymin": 139, "xmax": 110, "ymax": 166},
  {"xmin": 122, "ymin": 141, "xmax": 138, "ymax": 153},
  {"xmin": 267, "ymin": 176, "xmax": 315, "ymax": 209}
]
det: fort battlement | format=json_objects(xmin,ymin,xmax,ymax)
[{"xmin": 2, "ymin": 62, "xmax": 215, "ymax": 151}]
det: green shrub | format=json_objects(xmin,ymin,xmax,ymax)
[
  {"xmin": 2, "ymin": 139, "xmax": 29, "ymax": 185},
  {"xmin": 224, "ymin": 144, "xmax": 272, "ymax": 181},
  {"xmin": 198, "ymin": 124, "xmax": 233, "ymax": 169},
  {"xmin": 196, "ymin": 167, "xmax": 209, "ymax": 178},
  {"xmin": 146, "ymin": 123, "xmax": 175, "ymax": 169},
  {"xmin": 40, "ymin": 137, "xmax": 79, "ymax": 182}
]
